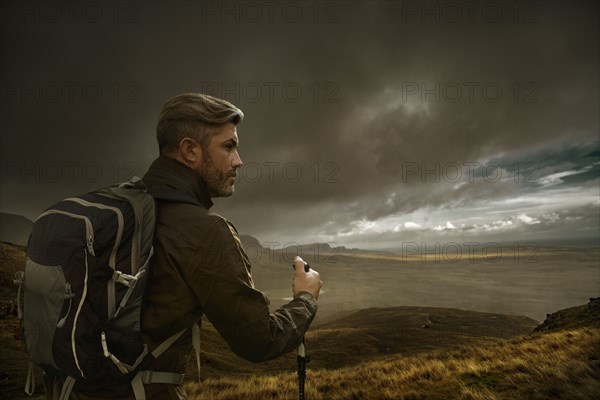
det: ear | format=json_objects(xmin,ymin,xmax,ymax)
[{"xmin": 177, "ymin": 137, "xmax": 203, "ymax": 166}]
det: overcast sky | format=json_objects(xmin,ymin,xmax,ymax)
[{"xmin": 1, "ymin": 0, "xmax": 598, "ymax": 251}]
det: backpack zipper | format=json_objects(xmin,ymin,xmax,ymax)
[
  {"xmin": 63, "ymin": 198, "xmax": 124, "ymax": 270},
  {"xmin": 56, "ymin": 283, "xmax": 75, "ymax": 328},
  {"xmin": 37, "ymin": 210, "xmax": 95, "ymax": 256},
  {"xmin": 71, "ymin": 248, "xmax": 90, "ymax": 378},
  {"xmin": 63, "ymin": 198, "xmax": 125, "ymax": 319}
]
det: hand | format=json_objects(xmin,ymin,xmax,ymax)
[{"xmin": 292, "ymin": 256, "xmax": 322, "ymax": 300}]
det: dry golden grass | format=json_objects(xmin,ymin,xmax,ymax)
[{"xmin": 184, "ymin": 327, "xmax": 600, "ymax": 400}]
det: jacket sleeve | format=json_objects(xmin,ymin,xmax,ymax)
[{"xmin": 182, "ymin": 218, "xmax": 317, "ymax": 363}]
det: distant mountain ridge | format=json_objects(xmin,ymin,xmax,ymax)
[{"xmin": 0, "ymin": 213, "xmax": 33, "ymax": 246}]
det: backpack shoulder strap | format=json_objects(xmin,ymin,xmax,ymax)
[{"xmin": 95, "ymin": 177, "xmax": 156, "ymax": 272}]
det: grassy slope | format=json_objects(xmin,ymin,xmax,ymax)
[
  {"xmin": 187, "ymin": 299, "xmax": 600, "ymax": 399},
  {"xmin": 186, "ymin": 327, "xmax": 600, "ymax": 400}
]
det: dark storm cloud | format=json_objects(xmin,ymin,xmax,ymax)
[
  {"xmin": 222, "ymin": 1, "xmax": 598, "ymax": 218},
  {"xmin": 0, "ymin": 0, "xmax": 598, "ymax": 247}
]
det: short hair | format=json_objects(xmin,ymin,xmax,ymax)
[{"xmin": 156, "ymin": 93, "xmax": 244, "ymax": 155}]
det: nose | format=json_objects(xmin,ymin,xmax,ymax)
[{"xmin": 233, "ymin": 150, "xmax": 243, "ymax": 168}]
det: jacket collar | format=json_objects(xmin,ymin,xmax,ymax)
[{"xmin": 143, "ymin": 155, "xmax": 214, "ymax": 209}]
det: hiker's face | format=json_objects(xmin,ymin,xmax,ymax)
[{"xmin": 196, "ymin": 123, "xmax": 243, "ymax": 197}]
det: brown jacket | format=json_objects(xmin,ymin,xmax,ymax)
[{"xmin": 139, "ymin": 155, "xmax": 318, "ymax": 399}]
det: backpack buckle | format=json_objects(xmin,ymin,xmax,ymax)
[{"xmin": 112, "ymin": 271, "xmax": 138, "ymax": 287}]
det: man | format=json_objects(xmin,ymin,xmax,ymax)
[{"xmin": 139, "ymin": 93, "xmax": 322, "ymax": 399}]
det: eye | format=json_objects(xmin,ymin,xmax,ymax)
[{"xmin": 225, "ymin": 141, "xmax": 239, "ymax": 152}]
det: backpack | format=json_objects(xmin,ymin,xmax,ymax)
[{"xmin": 14, "ymin": 177, "xmax": 201, "ymax": 400}]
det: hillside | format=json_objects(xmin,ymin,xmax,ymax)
[
  {"xmin": 182, "ymin": 299, "xmax": 599, "ymax": 399},
  {"xmin": 185, "ymin": 326, "xmax": 600, "ymax": 400},
  {"xmin": 534, "ymin": 298, "xmax": 600, "ymax": 333},
  {"xmin": 316, "ymin": 306, "xmax": 536, "ymax": 363}
]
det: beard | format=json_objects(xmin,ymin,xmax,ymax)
[{"xmin": 201, "ymin": 155, "xmax": 236, "ymax": 197}]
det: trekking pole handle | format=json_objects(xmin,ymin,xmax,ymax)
[{"xmin": 292, "ymin": 261, "xmax": 311, "ymax": 273}]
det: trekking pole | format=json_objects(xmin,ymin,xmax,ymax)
[
  {"xmin": 293, "ymin": 260, "xmax": 311, "ymax": 400},
  {"xmin": 297, "ymin": 340, "xmax": 309, "ymax": 400}
]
